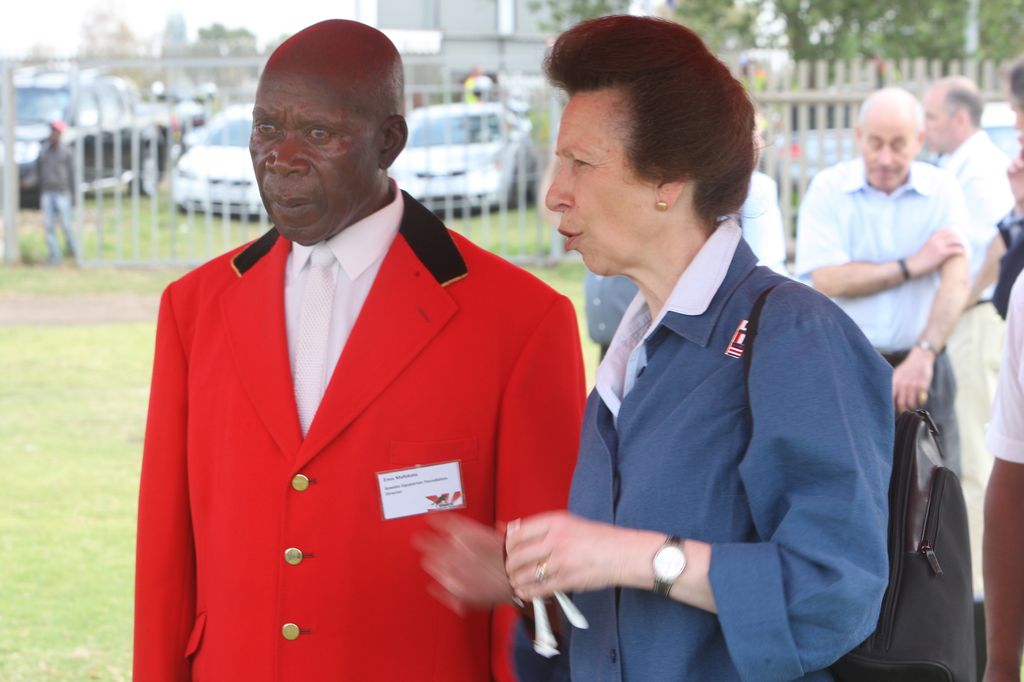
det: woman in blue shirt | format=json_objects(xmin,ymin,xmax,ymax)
[{"xmin": 420, "ymin": 16, "xmax": 893, "ymax": 681}]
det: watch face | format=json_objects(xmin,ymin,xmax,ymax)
[{"xmin": 654, "ymin": 544, "xmax": 686, "ymax": 578}]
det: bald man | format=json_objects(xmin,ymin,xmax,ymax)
[
  {"xmin": 796, "ymin": 87, "xmax": 970, "ymax": 473},
  {"xmin": 133, "ymin": 20, "xmax": 585, "ymax": 681}
]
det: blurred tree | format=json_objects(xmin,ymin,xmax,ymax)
[
  {"xmin": 526, "ymin": 0, "xmax": 630, "ymax": 32},
  {"xmin": 657, "ymin": 0, "xmax": 758, "ymax": 53},
  {"xmin": 194, "ymin": 23, "xmax": 259, "ymax": 57},
  {"xmin": 79, "ymin": 5, "xmax": 148, "ymax": 58},
  {"xmin": 763, "ymin": 0, "xmax": 1024, "ymax": 62},
  {"xmin": 976, "ymin": 0, "xmax": 1024, "ymax": 61}
]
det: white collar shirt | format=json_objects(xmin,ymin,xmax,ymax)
[
  {"xmin": 285, "ymin": 182, "xmax": 404, "ymax": 402},
  {"xmin": 596, "ymin": 219, "xmax": 741, "ymax": 421},
  {"xmin": 988, "ymin": 274, "xmax": 1024, "ymax": 463},
  {"xmin": 938, "ymin": 130, "xmax": 1014, "ymax": 295},
  {"xmin": 795, "ymin": 158, "xmax": 970, "ymax": 351}
]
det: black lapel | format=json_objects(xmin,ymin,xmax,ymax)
[
  {"xmin": 398, "ymin": 191, "xmax": 468, "ymax": 287},
  {"xmin": 231, "ymin": 227, "xmax": 280, "ymax": 277}
]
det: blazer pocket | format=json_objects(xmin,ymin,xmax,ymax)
[
  {"xmin": 390, "ymin": 437, "xmax": 477, "ymax": 465},
  {"xmin": 183, "ymin": 611, "xmax": 207, "ymax": 659}
]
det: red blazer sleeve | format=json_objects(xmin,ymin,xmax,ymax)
[
  {"xmin": 491, "ymin": 294, "xmax": 586, "ymax": 681},
  {"xmin": 133, "ymin": 285, "xmax": 197, "ymax": 681}
]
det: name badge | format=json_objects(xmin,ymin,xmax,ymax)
[{"xmin": 376, "ymin": 460, "xmax": 466, "ymax": 520}]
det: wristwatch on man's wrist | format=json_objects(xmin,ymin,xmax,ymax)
[
  {"xmin": 915, "ymin": 339, "xmax": 937, "ymax": 356},
  {"xmin": 652, "ymin": 536, "xmax": 686, "ymax": 597}
]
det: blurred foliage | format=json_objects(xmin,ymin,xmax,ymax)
[
  {"xmin": 660, "ymin": 1, "xmax": 759, "ymax": 53},
  {"xmin": 526, "ymin": 0, "xmax": 631, "ymax": 32},
  {"xmin": 764, "ymin": 0, "xmax": 1024, "ymax": 62}
]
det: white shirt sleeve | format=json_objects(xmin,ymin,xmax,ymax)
[
  {"xmin": 741, "ymin": 171, "xmax": 789, "ymax": 276},
  {"xmin": 794, "ymin": 169, "xmax": 851, "ymax": 283},
  {"xmin": 988, "ymin": 274, "xmax": 1024, "ymax": 462},
  {"xmin": 938, "ymin": 174, "xmax": 973, "ymax": 259}
]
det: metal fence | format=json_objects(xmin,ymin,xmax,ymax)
[
  {"xmin": 0, "ymin": 55, "xmax": 1018, "ymax": 267},
  {"xmin": 0, "ymin": 55, "xmax": 564, "ymax": 268}
]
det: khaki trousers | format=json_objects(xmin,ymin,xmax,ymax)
[{"xmin": 946, "ymin": 302, "xmax": 1004, "ymax": 594}]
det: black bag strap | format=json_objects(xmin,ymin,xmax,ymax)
[{"xmin": 743, "ymin": 283, "xmax": 780, "ymax": 385}]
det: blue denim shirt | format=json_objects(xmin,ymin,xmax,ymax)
[{"xmin": 521, "ymin": 241, "xmax": 893, "ymax": 681}]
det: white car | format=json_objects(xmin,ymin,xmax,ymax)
[
  {"xmin": 981, "ymin": 101, "xmax": 1021, "ymax": 161},
  {"xmin": 390, "ymin": 102, "xmax": 535, "ymax": 212},
  {"xmin": 172, "ymin": 104, "xmax": 265, "ymax": 217}
]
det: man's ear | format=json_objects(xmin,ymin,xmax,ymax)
[{"xmin": 379, "ymin": 115, "xmax": 408, "ymax": 169}]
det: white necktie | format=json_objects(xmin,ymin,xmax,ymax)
[{"xmin": 294, "ymin": 244, "xmax": 336, "ymax": 437}]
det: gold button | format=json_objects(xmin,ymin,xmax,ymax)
[
  {"xmin": 291, "ymin": 474, "xmax": 310, "ymax": 492},
  {"xmin": 284, "ymin": 547, "xmax": 304, "ymax": 565},
  {"xmin": 282, "ymin": 623, "xmax": 301, "ymax": 640}
]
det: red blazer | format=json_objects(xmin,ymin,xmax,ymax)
[{"xmin": 133, "ymin": 194, "xmax": 586, "ymax": 681}]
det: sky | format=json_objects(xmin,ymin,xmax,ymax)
[{"xmin": 0, "ymin": 0, "xmax": 370, "ymax": 58}]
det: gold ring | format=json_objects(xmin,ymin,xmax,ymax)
[
  {"xmin": 535, "ymin": 561, "xmax": 548, "ymax": 583},
  {"xmin": 918, "ymin": 391, "xmax": 928, "ymax": 404}
]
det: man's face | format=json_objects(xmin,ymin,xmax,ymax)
[
  {"xmin": 856, "ymin": 105, "xmax": 923, "ymax": 194},
  {"xmin": 250, "ymin": 71, "xmax": 394, "ymax": 245},
  {"xmin": 922, "ymin": 88, "xmax": 957, "ymax": 154}
]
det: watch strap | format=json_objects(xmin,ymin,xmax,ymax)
[{"xmin": 653, "ymin": 536, "xmax": 684, "ymax": 597}]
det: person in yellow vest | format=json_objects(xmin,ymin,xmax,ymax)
[{"xmin": 464, "ymin": 66, "xmax": 494, "ymax": 104}]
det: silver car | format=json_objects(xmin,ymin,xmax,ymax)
[
  {"xmin": 390, "ymin": 102, "xmax": 535, "ymax": 212},
  {"xmin": 172, "ymin": 104, "xmax": 264, "ymax": 217}
]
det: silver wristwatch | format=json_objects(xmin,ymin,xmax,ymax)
[{"xmin": 652, "ymin": 536, "xmax": 686, "ymax": 597}]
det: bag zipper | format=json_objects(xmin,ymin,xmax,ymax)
[
  {"xmin": 877, "ymin": 413, "xmax": 918, "ymax": 651},
  {"xmin": 919, "ymin": 469, "xmax": 948, "ymax": 577}
]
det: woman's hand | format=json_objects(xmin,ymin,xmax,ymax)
[
  {"xmin": 505, "ymin": 511, "xmax": 662, "ymax": 601},
  {"xmin": 414, "ymin": 513, "xmax": 515, "ymax": 615}
]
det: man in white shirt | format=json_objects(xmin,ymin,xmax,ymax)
[
  {"xmin": 796, "ymin": 87, "xmax": 970, "ymax": 474},
  {"xmin": 923, "ymin": 76, "xmax": 1014, "ymax": 592}
]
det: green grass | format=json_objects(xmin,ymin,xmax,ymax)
[
  {"xmin": 0, "ymin": 324, "xmax": 152, "ymax": 680},
  {"xmin": 0, "ymin": 256, "xmax": 598, "ymax": 680}
]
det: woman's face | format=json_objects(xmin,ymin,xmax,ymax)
[{"xmin": 546, "ymin": 89, "xmax": 662, "ymax": 277}]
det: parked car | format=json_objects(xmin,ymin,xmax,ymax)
[
  {"xmin": 172, "ymin": 104, "xmax": 264, "ymax": 217},
  {"xmin": 390, "ymin": 102, "xmax": 536, "ymax": 212},
  {"xmin": 981, "ymin": 101, "xmax": 1021, "ymax": 161},
  {"xmin": 8, "ymin": 68, "xmax": 170, "ymax": 204}
]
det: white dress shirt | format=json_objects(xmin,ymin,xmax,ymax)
[
  {"xmin": 596, "ymin": 219, "xmax": 741, "ymax": 420},
  {"xmin": 795, "ymin": 158, "xmax": 970, "ymax": 351},
  {"xmin": 988, "ymin": 275, "xmax": 1024, "ymax": 463},
  {"xmin": 740, "ymin": 170, "xmax": 789, "ymax": 276},
  {"xmin": 285, "ymin": 183, "xmax": 404, "ymax": 403},
  {"xmin": 938, "ymin": 130, "xmax": 1014, "ymax": 297}
]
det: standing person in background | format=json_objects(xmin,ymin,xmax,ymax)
[
  {"xmin": 133, "ymin": 20, "xmax": 585, "ymax": 681},
  {"xmin": 923, "ymin": 75, "xmax": 1014, "ymax": 594},
  {"xmin": 991, "ymin": 56, "xmax": 1024, "ymax": 322},
  {"xmin": 423, "ymin": 16, "xmax": 893, "ymax": 680},
  {"xmin": 464, "ymin": 65, "xmax": 495, "ymax": 104},
  {"xmin": 36, "ymin": 120, "xmax": 78, "ymax": 265},
  {"xmin": 796, "ymin": 87, "xmax": 970, "ymax": 476},
  {"xmin": 982, "ymin": 54, "xmax": 1024, "ymax": 682},
  {"xmin": 984, "ymin": 275, "xmax": 1024, "ymax": 682}
]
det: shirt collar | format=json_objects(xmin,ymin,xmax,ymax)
[
  {"xmin": 290, "ymin": 179, "xmax": 404, "ymax": 280},
  {"xmin": 938, "ymin": 130, "xmax": 987, "ymax": 176},
  {"xmin": 842, "ymin": 158, "xmax": 935, "ymax": 197},
  {"xmin": 595, "ymin": 220, "xmax": 742, "ymax": 410}
]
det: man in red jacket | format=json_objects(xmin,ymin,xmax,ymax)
[{"xmin": 133, "ymin": 20, "xmax": 585, "ymax": 681}]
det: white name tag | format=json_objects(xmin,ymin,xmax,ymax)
[{"xmin": 376, "ymin": 460, "xmax": 466, "ymax": 520}]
